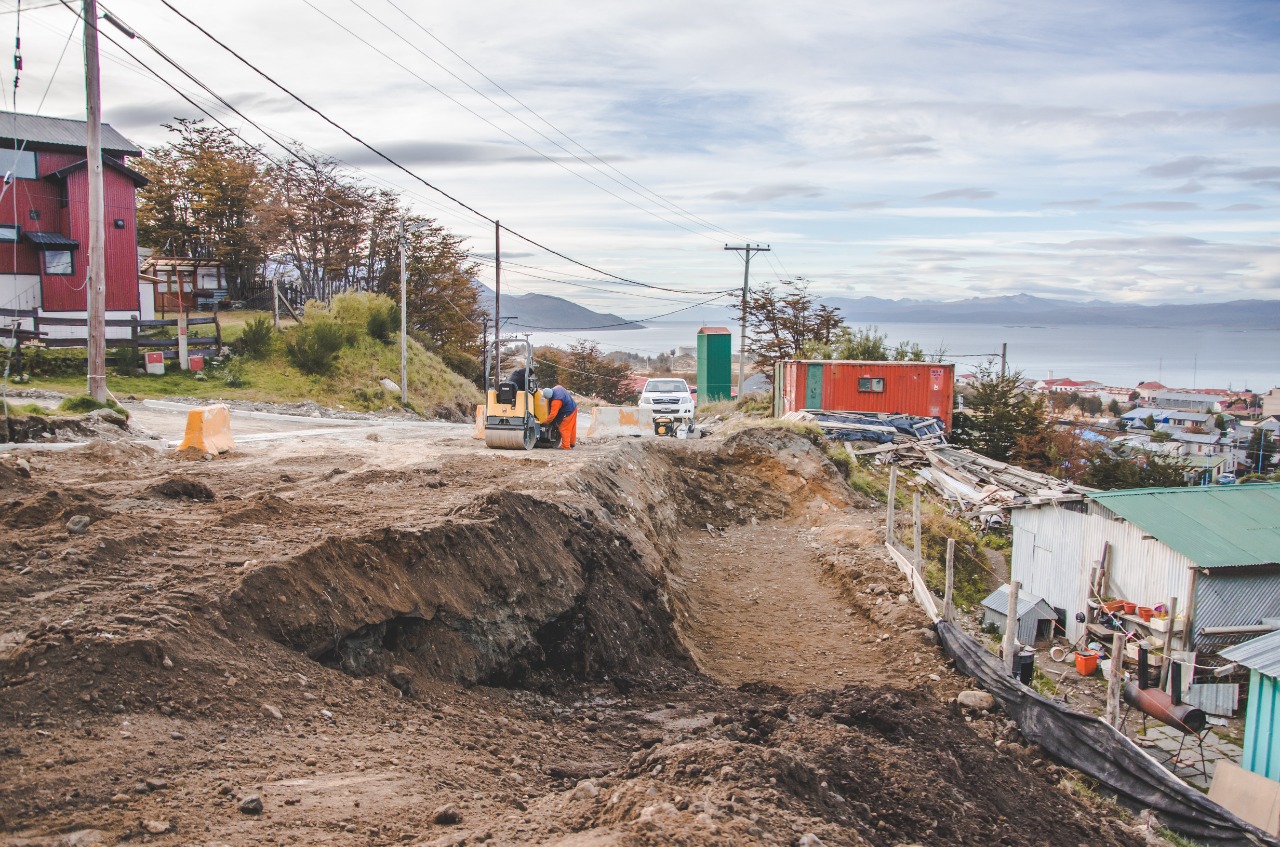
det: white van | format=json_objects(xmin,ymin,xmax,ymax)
[{"xmin": 638, "ymin": 377, "xmax": 695, "ymax": 420}]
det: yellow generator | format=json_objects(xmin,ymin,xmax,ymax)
[{"xmin": 483, "ymin": 336, "xmax": 561, "ymax": 450}]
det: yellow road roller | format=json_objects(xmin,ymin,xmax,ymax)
[{"xmin": 483, "ymin": 336, "xmax": 560, "ymax": 450}]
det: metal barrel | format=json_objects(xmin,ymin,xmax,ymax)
[{"xmin": 1122, "ymin": 681, "xmax": 1207, "ymax": 735}]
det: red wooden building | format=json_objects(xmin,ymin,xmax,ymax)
[
  {"xmin": 0, "ymin": 110, "xmax": 149, "ymax": 334},
  {"xmin": 775, "ymin": 360, "xmax": 956, "ymax": 430}
]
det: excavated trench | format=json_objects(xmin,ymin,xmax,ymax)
[{"xmin": 223, "ymin": 428, "xmax": 855, "ymax": 694}]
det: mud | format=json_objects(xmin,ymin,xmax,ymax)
[{"xmin": 0, "ymin": 426, "xmax": 1152, "ymax": 846}]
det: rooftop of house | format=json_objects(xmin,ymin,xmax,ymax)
[
  {"xmin": 0, "ymin": 109, "xmax": 140, "ymax": 157},
  {"xmin": 1220, "ymin": 629, "xmax": 1280, "ymax": 678},
  {"xmin": 1087, "ymin": 483, "xmax": 1280, "ymax": 568},
  {"xmin": 1154, "ymin": 391, "xmax": 1223, "ymax": 403}
]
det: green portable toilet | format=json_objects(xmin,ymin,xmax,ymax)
[{"xmin": 697, "ymin": 327, "xmax": 733, "ymax": 402}]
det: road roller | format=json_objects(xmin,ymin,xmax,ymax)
[{"xmin": 483, "ymin": 336, "xmax": 559, "ymax": 450}]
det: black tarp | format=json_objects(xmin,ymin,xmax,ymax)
[{"xmin": 936, "ymin": 621, "xmax": 1279, "ymax": 847}]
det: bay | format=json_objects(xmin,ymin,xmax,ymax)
[{"xmin": 523, "ymin": 321, "xmax": 1280, "ymax": 393}]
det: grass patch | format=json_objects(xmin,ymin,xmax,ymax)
[
  {"xmin": 919, "ymin": 509, "xmax": 993, "ymax": 610},
  {"xmin": 57, "ymin": 394, "xmax": 128, "ymax": 417},
  {"xmin": 2, "ymin": 400, "xmax": 50, "ymax": 416}
]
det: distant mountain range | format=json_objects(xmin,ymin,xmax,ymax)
[
  {"xmin": 474, "ymin": 287, "xmax": 1279, "ymax": 332},
  {"xmin": 817, "ymin": 294, "xmax": 1280, "ymax": 330},
  {"xmin": 476, "ymin": 285, "xmax": 642, "ymax": 331}
]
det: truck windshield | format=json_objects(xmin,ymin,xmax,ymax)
[{"xmin": 645, "ymin": 380, "xmax": 687, "ymax": 393}]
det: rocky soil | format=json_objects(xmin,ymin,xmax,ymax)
[{"xmin": 0, "ymin": 425, "xmax": 1156, "ymax": 846}]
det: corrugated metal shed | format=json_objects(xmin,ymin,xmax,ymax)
[
  {"xmin": 1087, "ymin": 483, "xmax": 1280, "ymax": 567},
  {"xmin": 1221, "ymin": 629, "xmax": 1280, "ymax": 678},
  {"xmin": 980, "ymin": 584, "xmax": 1058, "ymax": 645},
  {"xmin": 0, "ymin": 110, "xmax": 140, "ymax": 155}
]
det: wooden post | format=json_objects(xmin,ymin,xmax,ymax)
[
  {"xmin": 885, "ymin": 466, "xmax": 898, "ymax": 546},
  {"xmin": 1105, "ymin": 631, "xmax": 1125, "ymax": 728},
  {"xmin": 1003, "ymin": 579, "xmax": 1020, "ymax": 675},
  {"xmin": 912, "ymin": 492, "xmax": 923, "ymax": 565},
  {"xmin": 271, "ymin": 275, "xmax": 280, "ymax": 331},
  {"xmin": 943, "ymin": 538, "xmax": 956, "ymax": 623},
  {"xmin": 83, "ymin": 0, "xmax": 108, "ymax": 403},
  {"xmin": 1183, "ymin": 568, "xmax": 1198, "ymax": 651},
  {"xmin": 1159, "ymin": 596, "xmax": 1178, "ymax": 691},
  {"xmin": 1098, "ymin": 542, "xmax": 1112, "ymax": 602}
]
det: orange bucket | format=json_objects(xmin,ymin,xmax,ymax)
[{"xmin": 1075, "ymin": 651, "xmax": 1098, "ymax": 675}]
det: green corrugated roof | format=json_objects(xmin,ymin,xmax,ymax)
[{"xmin": 1087, "ymin": 483, "xmax": 1280, "ymax": 568}]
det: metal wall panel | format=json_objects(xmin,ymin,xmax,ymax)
[
  {"xmin": 1196, "ymin": 567, "xmax": 1280, "ymax": 632},
  {"xmin": 43, "ymin": 165, "xmax": 140, "ymax": 312},
  {"xmin": 1012, "ymin": 501, "xmax": 1196, "ymax": 644},
  {"xmin": 1243, "ymin": 669, "xmax": 1279, "ymax": 781}
]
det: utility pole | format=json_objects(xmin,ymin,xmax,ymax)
[
  {"xmin": 494, "ymin": 220, "xmax": 501, "ymax": 380},
  {"xmin": 398, "ymin": 219, "xmax": 408, "ymax": 405},
  {"xmin": 1000, "ymin": 342, "xmax": 1008, "ymax": 378},
  {"xmin": 83, "ymin": 0, "xmax": 107, "ymax": 402},
  {"xmin": 724, "ymin": 244, "xmax": 769, "ymax": 399}
]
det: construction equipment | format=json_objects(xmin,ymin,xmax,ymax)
[{"xmin": 482, "ymin": 335, "xmax": 558, "ymax": 450}]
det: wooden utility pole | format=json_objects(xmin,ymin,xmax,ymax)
[
  {"xmin": 83, "ymin": 0, "xmax": 107, "ymax": 402},
  {"xmin": 912, "ymin": 492, "xmax": 923, "ymax": 564},
  {"xmin": 271, "ymin": 275, "xmax": 279, "ymax": 330},
  {"xmin": 724, "ymin": 244, "xmax": 770, "ymax": 400},
  {"xmin": 398, "ymin": 219, "xmax": 407, "ymax": 405},
  {"xmin": 494, "ymin": 220, "xmax": 501, "ymax": 380},
  {"xmin": 1003, "ymin": 580, "xmax": 1020, "ymax": 675}
]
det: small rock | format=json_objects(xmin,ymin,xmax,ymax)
[
  {"xmin": 366, "ymin": 432, "xmax": 381, "ymax": 442},
  {"xmin": 14, "ymin": 458, "xmax": 31, "ymax": 476},
  {"xmin": 425, "ymin": 833, "xmax": 469, "ymax": 847},
  {"xmin": 432, "ymin": 803, "xmax": 462, "ymax": 825},
  {"xmin": 161, "ymin": 656, "xmax": 174, "ymax": 669},
  {"xmin": 238, "ymin": 793, "xmax": 263, "ymax": 814},
  {"xmin": 66, "ymin": 515, "xmax": 92, "ymax": 535},
  {"xmin": 262, "ymin": 704, "xmax": 283, "ymax": 720},
  {"xmin": 144, "ymin": 777, "xmax": 169, "ymax": 791},
  {"xmin": 570, "ymin": 779, "xmax": 599, "ymax": 801},
  {"xmin": 798, "ymin": 835, "xmax": 826, "ymax": 847},
  {"xmin": 380, "ymin": 378, "xmax": 401, "ymax": 393},
  {"xmin": 928, "ymin": 673, "xmax": 941, "ymax": 682},
  {"xmin": 110, "ymin": 793, "xmax": 131, "ymax": 803},
  {"xmin": 140, "ymin": 819, "xmax": 171, "ymax": 834},
  {"xmin": 957, "ymin": 690, "xmax": 997, "ymax": 711}
]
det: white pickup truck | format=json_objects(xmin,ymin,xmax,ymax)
[{"xmin": 638, "ymin": 377, "xmax": 696, "ymax": 421}]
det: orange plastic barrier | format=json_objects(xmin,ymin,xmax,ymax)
[
  {"xmin": 178, "ymin": 404, "xmax": 236, "ymax": 454},
  {"xmin": 473, "ymin": 405, "xmax": 485, "ymax": 440},
  {"xmin": 586, "ymin": 406, "xmax": 653, "ymax": 438}
]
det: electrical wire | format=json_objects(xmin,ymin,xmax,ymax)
[{"xmin": 155, "ymin": 0, "xmax": 732, "ymax": 297}]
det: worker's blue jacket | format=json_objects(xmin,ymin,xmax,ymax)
[{"xmin": 545, "ymin": 385, "xmax": 577, "ymax": 423}]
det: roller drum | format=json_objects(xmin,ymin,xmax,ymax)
[{"xmin": 485, "ymin": 426, "xmax": 535, "ymax": 450}]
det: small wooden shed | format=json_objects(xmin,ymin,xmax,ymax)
[{"xmin": 981, "ymin": 584, "xmax": 1058, "ymax": 646}]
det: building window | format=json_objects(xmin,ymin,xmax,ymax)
[
  {"xmin": 858, "ymin": 376, "xmax": 885, "ymax": 393},
  {"xmin": 43, "ymin": 250, "xmax": 73, "ymax": 275},
  {"xmin": 2, "ymin": 149, "xmax": 37, "ymax": 180},
  {"xmin": 0, "ymin": 224, "xmax": 19, "ymax": 242}
]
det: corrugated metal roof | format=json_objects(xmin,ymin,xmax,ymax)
[
  {"xmin": 24, "ymin": 231, "xmax": 78, "ymax": 248},
  {"xmin": 0, "ymin": 110, "xmax": 140, "ymax": 155},
  {"xmin": 980, "ymin": 584, "xmax": 1056, "ymax": 619},
  {"xmin": 1220, "ymin": 629, "xmax": 1280, "ymax": 678},
  {"xmin": 1087, "ymin": 483, "xmax": 1280, "ymax": 568}
]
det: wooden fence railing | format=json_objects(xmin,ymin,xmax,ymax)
[{"xmin": 0, "ymin": 307, "xmax": 221, "ymax": 363}]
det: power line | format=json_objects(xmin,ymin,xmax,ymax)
[{"xmin": 156, "ymin": 0, "xmax": 722, "ymax": 297}]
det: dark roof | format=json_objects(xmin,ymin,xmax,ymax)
[
  {"xmin": 0, "ymin": 110, "xmax": 141, "ymax": 156},
  {"xmin": 44, "ymin": 156, "xmax": 148, "ymax": 187},
  {"xmin": 24, "ymin": 231, "xmax": 79, "ymax": 249}
]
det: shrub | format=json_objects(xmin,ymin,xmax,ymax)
[
  {"xmin": 235, "ymin": 316, "xmax": 276, "ymax": 359},
  {"xmin": 57, "ymin": 394, "xmax": 128, "ymax": 417},
  {"xmin": 223, "ymin": 358, "xmax": 248, "ymax": 388},
  {"xmin": 111, "ymin": 346, "xmax": 142, "ymax": 376},
  {"xmin": 327, "ymin": 290, "xmax": 398, "ymax": 343},
  {"xmin": 285, "ymin": 316, "xmax": 348, "ymax": 375}
]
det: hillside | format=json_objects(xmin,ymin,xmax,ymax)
[{"xmin": 477, "ymin": 285, "xmax": 644, "ymax": 331}]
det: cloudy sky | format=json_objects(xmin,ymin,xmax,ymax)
[{"xmin": 3, "ymin": 0, "xmax": 1278, "ymax": 318}]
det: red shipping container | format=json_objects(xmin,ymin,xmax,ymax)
[{"xmin": 776, "ymin": 360, "xmax": 955, "ymax": 431}]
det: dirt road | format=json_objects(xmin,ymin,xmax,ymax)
[{"xmin": 0, "ymin": 422, "xmax": 1152, "ymax": 846}]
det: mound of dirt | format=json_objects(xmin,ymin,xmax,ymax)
[
  {"xmin": 147, "ymin": 476, "xmax": 217, "ymax": 501},
  {"xmin": 3, "ymin": 489, "xmax": 110, "ymax": 530},
  {"xmin": 215, "ymin": 492, "xmax": 293, "ymax": 524}
]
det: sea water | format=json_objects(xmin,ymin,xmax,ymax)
[{"xmin": 522, "ymin": 321, "xmax": 1280, "ymax": 392}]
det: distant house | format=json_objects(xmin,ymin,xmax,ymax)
[
  {"xmin": 1136, "ymin": 381, "xmax": 1168, "ymax": 402},
  {"xmin": 139, "ymin": 255, "xmax": 227, "ymax": 314},
  {"xmin": 1263, "ymin": 389, "xmax": 1280, "ymax": 419},
  {"xmin": 1010, "ymin": 483, "xmax": 1280, "ymax": 648},
  {"xmin": 1156, "ymin": 391, "xmax": 1225, "ymax": 413},
  {"xmin": 1034, "ymin": 377, "xmax": 1103, "ymax": 394},
  {"xmin": 0, "ymin": 110, "xmax": 151, "ymax": 337}
]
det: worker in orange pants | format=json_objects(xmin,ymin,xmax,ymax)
[{"xmin": 540, "ymin": 385, "xmax": 578, "ymax": 450}]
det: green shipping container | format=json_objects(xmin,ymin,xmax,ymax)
[{"xmin": 697, "ymin": 327, "xmax": 733, "ymax": 402}]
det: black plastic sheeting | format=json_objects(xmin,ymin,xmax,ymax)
[{"xmin": 936, "ymin": 621, "xmax": 1279, "ymax": 847}]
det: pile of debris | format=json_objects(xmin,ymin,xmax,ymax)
[{"xmin": 782, "ymin": 409, "xmax": 947, "ymax": 445}]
